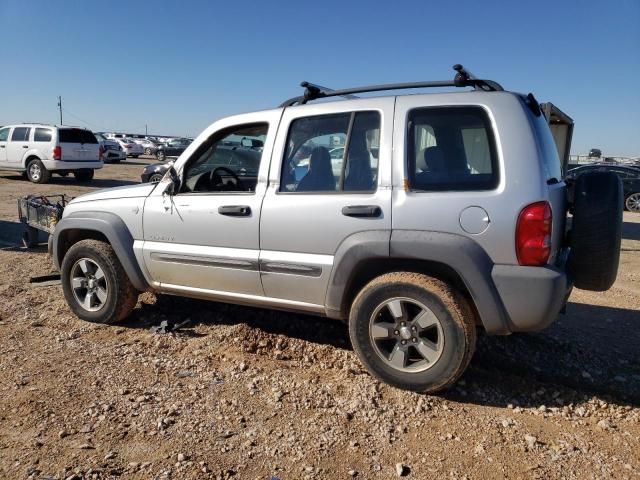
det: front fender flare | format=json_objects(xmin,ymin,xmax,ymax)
[{"xmin": 52, "ymin": 211, "xmax": 149, "ymax": 291}]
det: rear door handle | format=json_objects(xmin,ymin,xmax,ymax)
[
  {"xmin": 218, "ymin": 205, "xmax": 251, "ymax": 216},
  {"xmin": 22, "ymin": 145, "xmax": 28, "ymax": 148},
  {"xmin": 342, "ymin": 205, "xmax": 382, "ymax": 218}
]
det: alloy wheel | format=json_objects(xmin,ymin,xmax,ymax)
[
  {"xmin": 29, "ymin": 163, "xmax": 41, "ymax": 181},
  {"xmin": 70, "ymin": 258, "xmax": 109, "ymax": 312},
  {"xmin": 369, "ymin": 297, "xmax": 444, "ymax": 372},
  {"xmin": 626, "ymin": 193, "xmax": 640, "ymax": 212}
]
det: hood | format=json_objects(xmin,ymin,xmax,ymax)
[{"xmin": 70, "ymin": 183, "xmax": 156, "ymax": 203}]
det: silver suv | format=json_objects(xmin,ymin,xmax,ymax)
[{"xmin": 51, "ymin": 66, "xmax": 622, "ymax": 392}]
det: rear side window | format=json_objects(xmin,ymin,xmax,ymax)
[
  {"xmin": 408, "ymin": 107, "xmax": 498, "ymax": 191},
  {"xmin": 58, "ymin": 129, "xmax": 98, "ymax": 144},
  {"xmin": 0, "ymin": 127, "xmax": 9, "ymax": 141},
  {"xmin": 34, "ymin": 128, "xmax": 52, "ymax": 142},
  {"xmin": 281, "ymin": 111, "xmax": 381, "ymax": 193},
  {"xmin": 11, "ymin": 127, "xmax": 31, "ymax": 142}
]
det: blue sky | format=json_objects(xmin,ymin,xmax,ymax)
[{"xmin": 0, "ymin": 0, "xmax": 638, "ymax": 155}]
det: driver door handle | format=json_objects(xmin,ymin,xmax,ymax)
[{"xmin": 218, "ymin": 205, "xmax": 251, "ymax": 217}]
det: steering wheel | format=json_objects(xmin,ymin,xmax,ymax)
[{"xmin": 210, "ymin": 166, "xmax": 240, "ymax": 190}]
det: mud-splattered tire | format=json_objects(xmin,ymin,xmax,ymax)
[
  {"xmin": 349, "ymin": 272, "xmax": 476, "ymax": 393},
  {"xmin": 61, "ymin": 239, "xmax": 138, "ymax": 324}
]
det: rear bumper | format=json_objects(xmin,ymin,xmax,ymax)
[
  {"xmin": 42, "ymin": 160, "xmax": 104, "ymax": 170},
  {"xmin": 492, "ymin": 264, "xmax": 572, "ymax": 332}
]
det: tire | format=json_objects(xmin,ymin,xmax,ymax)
[
  {"xmin": 58, "ymin": 171, "xmax": 69, "ymax": 177},
  {"xmin": 144, "ymin": 148, "xmax": 152, "ymax": 156},
  {"xmin": 60, "ymin": 239, "xmax": 138, "ymax": 324},
  {"xmin": 26, "ymin": 158, "xmax": 51, "ymax": 184},
  {"xmin": 149, "ymin": 173, "xmax": 164, "ymax": 183},
  {"xmin": 349, "ymin": 272, "xmax": 476, "ymax": 393},
  {"xmin": 568, "ymin": 171, "xmax": 622, "ymax": 291},
  {"xmin": 625, "ymin": 192, "xmax": 640, "ymax": 213},
  {"xmin": 74, "ymin": 169, "xmax": 94, "ymax": 182},
  {"xmin": 131, "ymin": 155, "xmax": 139, "ymax": 158},
  {"xmin": 156, "ymin": 150, "xmax": 166, "ymax": 162},
  {"xmin": 22, "ymin": 227, "xmax": 39, "ymax": 248}
]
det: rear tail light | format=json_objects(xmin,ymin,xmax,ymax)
[
  {"xmin": 515, "ymin": 201, "xmax": 552, "ymax": 266},
  {"xmin": 52, "ymin": 146, "xmax": 61, "ymax": 160}
]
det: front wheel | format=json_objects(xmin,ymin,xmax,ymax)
[
  {"xmin": 74, "ymin": 169, "xmax": 94, "ymax": 182},
  {"xmin": 61, "ymin": 239, "xmax": 139, "ymax": 323},
  {"xmin": 144, "ymin": 148, "xmax": 152, "ymax": 156},
  {"xmin": 625, "ymin": 193, "xmax": 640, "ymax": 212},
  {"xmin": 349, "ymin": 272, "xmax": 476, "ymax": 393},
  {"xmin": 156, "ymin": 150, "xmax": 166, "ymax": 161}
]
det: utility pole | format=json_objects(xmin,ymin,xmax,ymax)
[
  {"xmin": 57, "ymin": 96, "xmax": 63, "ymax": 125},
  {"xmin": 145, "ymin": 124, "xmax": 148, "ymax": 135}
]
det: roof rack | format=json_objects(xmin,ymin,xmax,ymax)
[{"xmin": 280, "ymin": 64, "xmax": 504, "ymax": 107}]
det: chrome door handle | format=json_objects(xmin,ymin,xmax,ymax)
[
  {"xmin": 218, "ymin": 205, "xmax": 251, "ymax": 216},
  {"xmin": 22, "ymin": 145, "xmax": 29, "ymax": 148}
]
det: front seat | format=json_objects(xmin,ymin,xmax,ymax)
[{"xmin": 296, "ymin": 146, "xmax": 335, "ymax": 191}]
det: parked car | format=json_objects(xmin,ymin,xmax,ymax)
[
  {"xmin": 114, "ymin": 138, "xmax": 144, "ymax": 158},
  {"xmin": 0, "ymin": 124, "xmax": 102, "ymax": 183},
  {"xmin": 51, "ymin": 65, "xmax": 622, "ymax": 393},
  {"xmin": 133, "ymin": 138, "xmax": 159, "ymax": 156},
  {"xmin": 566, "ymin": 163, "xmax": 640, "ymax": 212},
  {"xmin": 155, "ymin": 138, "xmax": 192, "ymax": 161},
  {"xmin": 140, "ymin": 161, "xmax": 171, "ymax": 183},
  {"xmin": 94, "ymin": 133, "xmax": 126, "ymax": 163}
]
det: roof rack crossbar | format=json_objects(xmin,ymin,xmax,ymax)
[{"xmin": 280, "ymin": 64, "xmax": 503, "ymax": 107}]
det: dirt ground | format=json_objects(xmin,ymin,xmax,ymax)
[{"xmin": 0, "ymin": 161, "xmax": 639, "ymax": 480}]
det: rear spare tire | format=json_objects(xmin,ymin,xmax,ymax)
[{"xmin": 568, "ymin": 171, "xmax": 622, "ymax": 291}]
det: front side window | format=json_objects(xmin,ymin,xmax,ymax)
[
  {"xmin": 281, "ymin": 111, "xmax": 380, "ymax": 193},
  {"xmin": 34, "ymin": 128, "xmax": 53, "ymax": 142},
  {"xmin": 181, "ymin": 123, "xmax": 267, "ymax": 194},
  {"xmin": 11, "ymin": 127, "xmax": 30, "ymax": 142},
  {"xmin": 0, "ymin": 127, "xmax": 9, "ymax": 142},
  {"xmin": 408, "ymin": 107, "xmax": 498, "ymax": 191}
]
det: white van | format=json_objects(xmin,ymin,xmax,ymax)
[{"xmin": 0, "ymin": 124, "xmax": 103, "ymax": 183}]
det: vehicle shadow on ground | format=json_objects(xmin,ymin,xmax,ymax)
[
  {"xmin": 451, "ymin": 301, "xmax": 640, "ymax": 407},
  {"xmin": 128, "ymin": 295, "xmax": 639, "ymax": 406},
  {"xmin": 0, "ymin": 174, "xmax": 139, "ymax": 188},
  {"xmin": 125, "ymin": 295, "xmax": 352, "ymax": 351},
  {"xmin": 622, "ymin": 220, "xmax": 640, "ymax": 241}
]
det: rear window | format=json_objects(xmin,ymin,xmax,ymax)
[
  {"xmin": 58, "ymin": 129, "xmax": 98, "ymax": 144},
  {"xmin": 34, "ymin": 128, "xmax": 52, "ymax": 142},
  {"xmin": 408, "ymin": 107, "xmax": 498, "ymax": 191},
  {"xmin": 530, "ymin": 112, "xmax": 562, "ymax": 181}
]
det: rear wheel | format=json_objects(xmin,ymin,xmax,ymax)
[
  {"xmin": 156, "ymin": 150, "xmax": 166, "ymax": 161},
  {"xmin": 61, "ymin": 239, "xmax": 138, "ymax": 324},
  {"xmin": 349, "ymin": 272, "xmax": 476, "ymax": 393},
  {"xmin": 74, "ymin": 169, "xmax": 94, "ymax": 182},
  {"xmin": 625, "ymin": 193, "xmax": 640, "ymax": 212},
  {"xmin": 26, "ymin": 158, "xmax": 51, "ymax": 184},
  {"xmin": 144, "ymin": 148, "xmax": 152, "ymax": 156}
]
